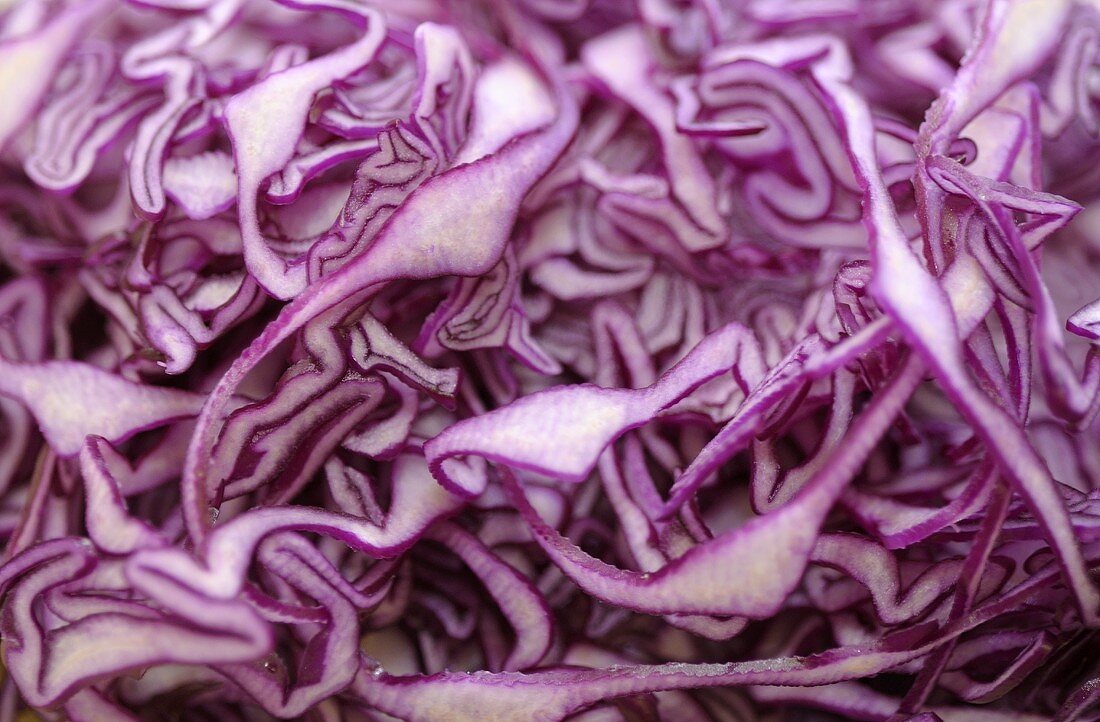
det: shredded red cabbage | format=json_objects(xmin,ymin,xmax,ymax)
[{"xmin": 0, "ymin": 1, "xmax": 1099, "ymax": 720}]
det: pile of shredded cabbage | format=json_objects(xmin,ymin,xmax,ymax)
[{"xmin": 0, "ymin": 0, "xmax": 1098, "ymax": 720}]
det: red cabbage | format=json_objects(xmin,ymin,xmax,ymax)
[{"xmin": 0, "ymin": 0, "xmax": 1099, "ymax": 720}]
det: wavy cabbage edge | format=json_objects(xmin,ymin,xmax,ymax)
[{"xmin": 0, "ymin": 1, "xmax": 1098, "ymax": 721}]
